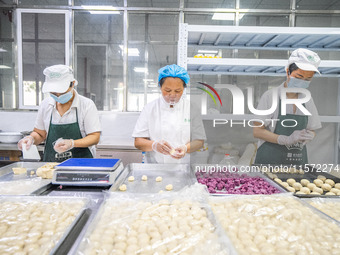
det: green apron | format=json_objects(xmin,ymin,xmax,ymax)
[
  {"xmin": 255, "ymin": 100, "xmax": 308, "ymax": 165},
  {"xmin": 43, "ymin": 108, "xmax": 93, "ymax": 162}
]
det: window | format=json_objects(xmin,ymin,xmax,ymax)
[{"xmin": 17, "ymin": 9, "xmax": 70, "ymax": 109}]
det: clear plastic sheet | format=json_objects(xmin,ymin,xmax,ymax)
[
  {"xmin": 210, "ymin": 194, "xmax": 340, "ymax": 255},
  {"xmin": 77, "ymin": 184, "xmax": 237, "ymax": 255},
  {"xmin": 306, "ymin": 197, "xmax": 340, "ymax": 222},
  {"xmin": 0, "ymin": 196, "xmax": 87, "ymax": 255},
  {"xmin": 0, "ymin": 177, "xmax": 50, "ymax": 195}
]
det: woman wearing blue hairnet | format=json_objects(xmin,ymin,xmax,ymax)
[{"xmin": 132, "ymin": 64, "xmax": 206, "ymax": 163}]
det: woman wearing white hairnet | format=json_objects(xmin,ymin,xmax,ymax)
[
  {"xmin": 17, "ymin": 64, "xmax": 101, "ymax": 162},
  {"xmin": 133, "ymin": 64, "xmax": 206, "ymax": 163},
  {"xmin": 253, "ymin": 48, "xmax": 322, "ymax": 165}
]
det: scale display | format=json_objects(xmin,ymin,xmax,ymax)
[{"xmin": 55, "ymin": 172, "xmax": 110, "ymax": 183}]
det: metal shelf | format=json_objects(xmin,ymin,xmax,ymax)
[
  {"xmin": 186, "ymin": 25, "xmax": 340, "ymax": 51},
  {"xmin": 187, "ymin": 58, "xmax": 340, "ymax": 77}
]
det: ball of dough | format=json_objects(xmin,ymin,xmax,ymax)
[
  {"xmin": 293, "ymin": 182, "xmax": 302, "ymax": 191},
  {"xmin": 287, "ymin": 186, "xmax": 295, "ymax": 192},
  {"xmin": 321, "ymin": 183, "xmax": 332, "ymax": 191},
  {"xmin": 325, "ymin": 192, "xmax": 336, "ymax": 196},
  {"xmin": 307, "ymin": 183, "xmax": 316, "ymax": 191},
  {"xmin": 156, "ymin": 176, "xmax": 162, "ymax": 182},
  {"xmin": 12, "ymin": 167, "xmax": 27, "ymax": 175},
  {"xmin": 317, "ymin": 175, "xmax": 326, "ymax": 182},
  {"xmin": 274, "ymin": 178, "xmax": 282, "ymax": 184},
  {"xmin": 119, "ymin": 184, "xmax": 127, "ymax": 191},
  {"xmin": 313, "ymin": 179, "xmax": 323, "ymax": 187},
  {"xmin": 296, "ymin": 191, "xmax": 305, "ymax": 195},
  {"xmin": 281, "ymin": 182, "xmax": 289, "ymax": 188},
  {"xmin": 300, "ymin": 179, "xmax": 310, "ymax": 186},
  {"xmin": 300, "ymin": 187, "xmax": 310, "ymax": 194},
  {"xmin": 313, "ymin": 187, "xmax": 323, "ymax": 194},
  {"xmin": 287, "ymin": 178, "xmax": 296, "ymax": 186},
  {"xmin": 165, "ymin": 184, "xmax": 173, "ymax": 191},
  {"xmin": 335, "ymin": 183, "xmax": 340, "ymax": 189},
  {"xmin": 142, "ymin": 175, "xmax": 148, "ymax": 181},
  {"xmin": 330, "ymin": 188, "xmax": 340, "ymax": 195},
  {"xmin": 128, "ymin": 176, "xmax": 135, "ymax": 182},
  {"xmin": 325, "ymin": 179, "xmax": 335, "ymax": 187}
]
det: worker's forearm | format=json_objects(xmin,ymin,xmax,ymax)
[
  {"xmin": 31, "ymin": 129, "xmax": 46, "ymax": 145},
  {"xmin": 253, "ymin": 127, "xmax": 280, "ymax": 144},
  {"xmin": 73, "ymin": 132, "xmax": 100, "ymax": 148},
  {"xmin": 186, "ymin": 140, "xmax": 204, "ymax": 153},
  {"xmin": 134, "ymin": 138, "xmax": 154, "ymax": 151}
]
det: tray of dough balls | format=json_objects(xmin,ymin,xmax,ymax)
[
  {"xmin": 192, "ymin": 164, "xmax": 286, "ymax": 195},
  {"xmin": 0, "ymin": 162, "xmax": 59, "ymax": 195},
  {"xmin": 302, "ymin": 197, "xmax": 340, "ymax": 223},
  {"xmin": 272, "ymin": 173, "xmax": 340, "ymax": 197},
  {"xmin": 110, "ymin": 163, "xmax": 194, "ymax": 193},
  {"xmin": 209, "ymin": 194, "xmax": 340, "ymax": 255},
  {"xmin": 75, "ymin": 186, "xmax": 237, "ymax": 255},
  {"xmin": 0, "ymin": 195, "xmax": 89, "ymax": 255}
]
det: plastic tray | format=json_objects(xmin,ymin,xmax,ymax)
[{"xmin": 110, "ymin": 163, "xmax": 194, "ymax": 193}]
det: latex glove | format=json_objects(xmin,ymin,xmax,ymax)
[
  {"xmin": 301, "ymin": 129, "xmax": 315, "ymax": 145},
  {"xmin": 170, "ymin": 145, "xmax": 188, "ymax": 159},
  {"xmin": 277, "ymin": 130, "xmax": 306, "ymax": 146},
  {"xmin": 17, "ymin": 135, "xmax": 34, "ymax": 150},
  {"xmin": 152, "ymin": 140, "xmax": 173, "ymax": 155},
  {"xmin": 53, "ymin": 138, "xmax": 74, "ymax": 153}
]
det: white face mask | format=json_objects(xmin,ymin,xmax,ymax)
[{"xmin": 161, "ymin": 94, "xmax": 181, "ymax": 107}]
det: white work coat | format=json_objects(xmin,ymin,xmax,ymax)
[{"xmin": 132, "ymin": 96, "xmax": 206, "ymax": 163}]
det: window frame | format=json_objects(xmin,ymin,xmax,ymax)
[{"xmin": 16, "ymin": 8, "xmax": 71, "ymax": 109}]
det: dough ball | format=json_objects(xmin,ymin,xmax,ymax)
[
  {"xmin": 317, "ymin": 175, "xmax": 326, "ymax": 182},
  {"xmin": 287, "ymin": 178, "xmax": 296, "ymax": 186},
  {"xmin": 307, "ymin": 183, "xmax": 316, "ymax": 191},
  {"xmin": 159, "ymin": 190, "xmax": 164, "ymax": 194},
  {"xmin": 293, "ymin": 182, "xmax": 302, "ymax": 191},
  {"xmin": 330, "ymin": 188, "xmax": 340, "ymax": 195},
  {"xmin": 300, "ymin": 187, "xmax": 310, "ymax": 194},
  {"xmin": 321, "ymin": 183, "xmax": 332, "ymax": 191},
  {"xmin": 274, "ymin": 178, "xmax": 282, "ymax": 184},
  {"xmin": 296, "ymin": 191, "xmax": 305, "ymax": 195},
  {"xmin": 170, "ymin": 149, "xmax": 176, "ymax": 155},
  {"xmin": 299, "ymin": 169, "xmax": 304, "ymax": 174},
  {"xmin": 281, "ymin": 182, "xmax": 289, "ymax": 188},
  {"xmin": 335, "ymin": 183, "xmax": 340, "ymax": 189},
  {"xmin": 287, "ymin": 186, "xmax": 295, "ymax": 192},
  {"xmin": 156, "ymin": 176, "xmax": 162, "ymax": 182},
  {"xmin": 300, "ymin": 179, "xmax": 310, "ymax": 186},
  {"xmin": 142, "ymin": 175, "xmax": 148, "ymax": 181},
  {"xmin": 12, "ymin": 167, "xmax": 27, "ymax": 175},
  {"xmin": 325, "ymin": 192, "xmax": 336, "ymax": 196},
  {"xmin": 165, "ymin": 184, "xmax": 173, "ymax": 191},
  {"xmin": 128, "ymin": 176, "xmax": 135, "ymax": 182},
  {"xmin": 313, "ymin": 179, "xmax": 323, "ymax": 187},
  {"xmin": 312, "ymin": 187, "xmax": 323, "ymax": 194},
  {"xmin": 119, "ymin": 184, "xmax": 127, "ymax": 191},
  {"xmin": 325, "ymin": 179, "xmax": 335, "ymax": 187}
]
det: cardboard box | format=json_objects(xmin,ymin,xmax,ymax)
[{"xmin": 0, "ymin": 150, "xmax": 22, "ymax": 161}]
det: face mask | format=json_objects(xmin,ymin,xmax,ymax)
[
  {"xmin": 50, "ymin": 89, "xmax": 73, "ymax": 104},
  {"xmin": 287, "ymin": 77, "xmax": 311, "ymax": 89},
  {"xmin": 161, "ymin": 94, "xmax": 181, "ymax": 107}
]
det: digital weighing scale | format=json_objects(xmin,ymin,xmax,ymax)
[{"xmin": 52, "ymin": 158, "xmax": 124, "ymax": 186}]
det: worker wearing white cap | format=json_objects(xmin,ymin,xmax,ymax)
[
  {"xmin": 253, "ymin": 48, "xmax": 322, "ymax": 165},
  {"xmin": 132, "ymin": 64, "xmax": 206, "ymax": 163},
  {"xmin": 18, "ymin": 64, "xmax": 101, "ymax": 162}
]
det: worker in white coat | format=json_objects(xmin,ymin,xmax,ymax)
[
  {"xmin": 18, "ymin": 65, "xmax": 101, "ymax": 162},
  {"xmin": 132, "ymin": 64, "xmax": 206, "ymax": 163},
  {"xmin": 253, "ymin": 48, "xmax": 322, "ymax": 165}
]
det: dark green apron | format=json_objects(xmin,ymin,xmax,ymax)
[
  {"xmin": 43, "ymin": 108, "xmax": 93, "ymax": 162},
  {"xmin": 255, "ymin": 100, "xmax": 308, "ymax": 165}
]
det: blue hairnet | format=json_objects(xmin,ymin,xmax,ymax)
[{"xmin": 158, "ymin": 64, "xmax": 190, "ymax": 85}]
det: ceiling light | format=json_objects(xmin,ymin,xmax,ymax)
[
  {"xmin": 198, "ymin": 50, "xmax": 218, "ymax": 54},
  {"xmin": 143, "ymin": 79, "xmax": 154, "ymax": 82},
  {"xmin": 119, "ymin": 45, "xmax": 140, "ymax": 56},
  {"xmin": 212, "ymin": 13, "xmax": 244, "ymax": 20},
  {"xmin": 134, "ymin": 67, "xmax": 148, "ymax": 73},
  {"xmin": 0, "ymin": 65, "xmax": 11, "ymax": 69},
  {"xmin": 0, "ymin": 48, "xmax": 7, "ymax": 52}
]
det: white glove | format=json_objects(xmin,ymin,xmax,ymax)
[
  {"xmin": 170, "ymin": 144, "xmax": 188, "ymax": 159},
  {"xmin": 277, "ymin": 130, "xmax": 306, "ymax": 146},
  {"xmin": 53, "ymin": 138, "xmax": 74, "ymax": 153},
  {"xmin": 152, "ymin": 140, "xmax": 172, "ymax": 155},
  {"xmin": 301, "ymin": 129, "xmax": 315, "ymax": 145},
  {"xmin": 17, "ymin": 135, "xmax": 34, "ymax": 150}
]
